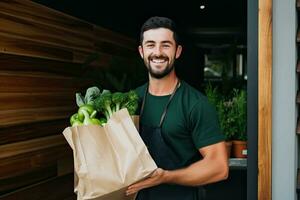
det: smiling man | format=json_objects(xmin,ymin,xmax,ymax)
[
  {"xmin": 127, "ymin": 16, "xmax": 229, "ymax": 200},
  {"xmin": 140, "ymin": 27, "xmax": 180, "ymax": 79}
]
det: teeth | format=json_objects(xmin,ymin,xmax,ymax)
[{"xmin": 151, "ymin": 59, "xmax": 166, "ymax": 63}]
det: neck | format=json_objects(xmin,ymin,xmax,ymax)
[{"xmin": 148, "ymin": 71, "xmax": 178, "ymax": 96}]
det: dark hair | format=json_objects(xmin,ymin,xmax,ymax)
[{"xmin": 139, "ymin": 16, "xmax": 180, "ymax": 45}]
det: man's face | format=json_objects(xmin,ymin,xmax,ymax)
[{"xmin": 139, "ymin": 28, "xmax": 182, "ymax": 79}]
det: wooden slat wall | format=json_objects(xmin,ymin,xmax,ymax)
[
  {"xmin": 258, "ymin": 0, "xmax": 272, "ymax": 199},
  {"xmin": 0, "ymin": 0, "xmax": 138, "ymax": 199}
]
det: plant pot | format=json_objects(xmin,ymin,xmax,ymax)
[
  {"xmin": 232, "ymin": 140, "xmax": 247, "ymax": 158},
  {"xmin": 225, "ymin": 141, "xmax": 233, "ymax": 158}
]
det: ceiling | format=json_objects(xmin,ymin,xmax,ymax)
[{"xmin": 33, "ymin": 0, "xmax": 247, "ymax": 48}]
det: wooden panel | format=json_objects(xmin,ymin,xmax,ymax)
[
  {"xmin": 298, "ymin": 0, "xmax": 300, "ymax": 10},
  {"xmin": 57, "ymin": 156, "xmax": 74, "ymax": 176},
  {"xmin": 0, "ymin": 33, "xmax": 134, "ymax": 65},
  {"xmin": 0, "ymin": 135, "xmax": 71, "ymax": 194},
  {"xmin": 0, "ymin": 106, "xmax": 75, "ymax": 128},
  {"xmin": 0, "ymin": 0, "xmax": 138, "ymax": 197},
  {"xmin": 0, "ymin": 71, "xmax": 93, "ymax": 93},
  {"xmin": 0, "ymin": 92, "xmax": 75, "ymax": 110},
  {"xmin": 258, "ymin": 0, "xmax": 272, "ymax": 199},
  {"xmin": 0, "ymin": 31, "xmax": 130, "ymax": 67},
  {"xmin": 0, "ymin": 0, "xmax": 136, "ymax": 62},
  {"xmin": 0, "ymin": 174, "xmax": 75, "ymax": 200},
  {"xmin": 0, "ymin": 165, "xmax": 57, "ymax": 194},
  {"xmin": 0, "ymin": 0, "xmax": 92, "ymax": 34},
  {"xmin": 0, "ymin": 53, "xmax": 83, "ymax": 75},
  {"xmin": 0, "ymin": 33, "xmax": 125, "ymax": 66},
  {"xmin": 0, "ymin": 0, "xmax": 93, "ymax": 39},
  {"xmin": 0, "ymin": 119, "xmax": 69, "ymax": 145},
  {"xmin": 0, "ymin": 12, "xmax": 93, "ymax": 52},
  {"xmin": 0, "ymin": 145, "xmax": 70, "ymax": 178},
  {"xmin": 0, "ymin": 135, "xmax": 67, "ymax": 159},
  {"xmin": 0, "ymin": 33, "xmax": 74, "ymax": 62}
]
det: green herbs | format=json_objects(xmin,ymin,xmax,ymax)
[
  {"xmin": 69, "ymin": 86, "xmax": 139, "ymax": 127},
  {"xmin": 205, "ymin": 84, "xmax": 247, "ymax": 141}
]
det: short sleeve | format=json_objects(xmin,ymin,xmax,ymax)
[
  {"xmin": 134, "ymin": 84, "xmax": 147, "ymax": 115},
  {"xmin": 189, "ymin": 99, "xmax": 225, "ymax": 149}
]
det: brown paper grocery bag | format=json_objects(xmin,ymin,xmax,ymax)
[{"xmin": 63, "ymin": 108, "xmax": 157, "ymax": 200}]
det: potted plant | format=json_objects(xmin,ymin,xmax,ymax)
[
  {"xmin": 205, "ymin": 84, "xmax": 247, "ymax": 158},
  {"xmin": 205, "ymin": 83, "xmax": 234, "ymax": 157},
  {"xmin": 229, "ymin": 89, "xmax": 247, "ymax": 158}
]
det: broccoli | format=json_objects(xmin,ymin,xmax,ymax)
[
  {"xmin": 126, "ymin": 90, "xmax": 139, "ymax": 102},
  {"xmin": 121, "ymin": 90, "xmax": 139, "ymax": 115},
  {"xmin": 94, "ymin": 92, "xmax": 113, "ymax": 119},
  {"xmin": 94, "ymin": 89, "xmax": 139, "ymax": 120},
  {"xmin": 111, "ymin": 92, "xmax": 126, "ymax": 112},
  {"xmin": 125, "ymin": 101, "xmax": 138, "ymax": 115}
]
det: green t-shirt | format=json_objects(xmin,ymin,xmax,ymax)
[{"xmin": 135, "ymin": 81, "xmax": 225, "ymax": 166}]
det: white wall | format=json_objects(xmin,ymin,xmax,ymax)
[{"xmin": 272, "ymin": 0, "xmax": 298, "ymax": 199}]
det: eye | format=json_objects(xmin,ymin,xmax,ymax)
[
  {"xmin": 162, "ymin": 44, "xmax": 171, "ymax": 48},
  {"xmin": 145, "ymin": 44, "xmax": 155, "ymax": 48}
]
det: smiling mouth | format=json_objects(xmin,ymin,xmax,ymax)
[{"xmin": 150, "ymin": 58, "xmax": 168, "ymax": 64}]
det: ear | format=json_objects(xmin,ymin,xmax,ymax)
[
  {"xmin": 175, "ymin": 45, "xmax": 182, "ymax": 59},
  {"xmin": 138, "ymin": 46, "xmax": 144, "ymax": 58}
]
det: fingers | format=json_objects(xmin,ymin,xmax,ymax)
[
  {"xmin": 125, "ymin": 168, "xmax": 165, "ymax": 196},
  {"xmin": 126, "ymin": 178, "xmax": 151, "ymax": 195},
  {"xmin": 126, "ymin": 184, "xmax": 141, "ymax": 196}
]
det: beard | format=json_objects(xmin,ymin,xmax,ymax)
[{"xmin": 143, "ymin": 54, "xmax": 176, "ymax": 79}]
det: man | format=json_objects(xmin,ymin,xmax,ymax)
[{"xmin": 126, "ymin": 16, "xmax": 228, "ymax": 200}]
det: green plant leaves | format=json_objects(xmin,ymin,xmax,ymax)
[{"xmin": 205, "ymin": 84, "xmax": 247, "ymax": 141}]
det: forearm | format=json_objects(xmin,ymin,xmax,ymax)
[
  {"xmin": 163, "ymin": 157, "xmax": 228, "ymax": 186},
  {"xmin": 126, "ymin": 142, "xmax": 228, "ymax": 196}
]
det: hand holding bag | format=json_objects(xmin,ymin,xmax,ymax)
[{"xmin": 63, "ymin": 108, "xmax": 157, "ymax": 200}]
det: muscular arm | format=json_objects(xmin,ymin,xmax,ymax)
[
  {"xmin": 165, "ymin": 141, "xmax": 228, "ymax": 186},
  {"xmin": 126, "ymin": 141, "xmax": 228, "ymax": 195}
]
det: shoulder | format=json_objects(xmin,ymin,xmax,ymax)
[
  {"xmin": 179, "ymin": 81, "xmax": 208, "ymax": 104},
  {"xmin": 134, "ymin": 83, "xmax": 148, "ymax": 99},
  {"xmin": 178, "ymin": 81, "xmax": 216, "ymax": 114},
  {"xmin": 134, "ymin": 83, "xmax": 148, "ymax": 115}
]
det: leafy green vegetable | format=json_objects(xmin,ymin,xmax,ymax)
[
  {"xmin": 76, "ymin": 86, "xmax": 101, "ymax": 106},
  {"xmin": 94, "ymin": 92, "xmax": 113, "ymax": 119},
  {"xmin": 112, "ymin": 92, "xmax": 125, "ymax": 112},
  {"xmin": 71, "ymin": 86, "xmax": 103, "ymax": 127},
  {"xmin": 81, "ymin": 109, "xmax": 103, "ymax": 126},
  {"xmin": 70, "ymin": 113, "xmax": 80, "ymax": 126},
  {"xmin": 94, "ymin": 89, "xmax": 139, "ymax": 121},
  {"xmin": 70, "ymin": 86, "xmax": 139, "ymax": 127},
  {"xmin": 77, "ymin": 104, "xmax": 95, "ymax": 120}
]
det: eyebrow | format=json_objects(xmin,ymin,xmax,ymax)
[
  {"xmin": 144, "ymin": 40, "xmax": 174, "ymax": 45},
  {"xmin": 144, "ymin": 40, "xmax": 155, "ymax": 44}
]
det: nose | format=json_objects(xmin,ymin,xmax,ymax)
[{"xmin": 153, "ymin": 45, "xmax": 162, "ymax": 56}]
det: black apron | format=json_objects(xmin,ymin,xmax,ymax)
[{"xmin": 136, "ymin": 81, "xmax": 201, "ymax": 200}]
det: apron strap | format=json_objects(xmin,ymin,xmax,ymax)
[{"xmin": 140, "ymin": 80, "xmax": 181, "ymax": 128}]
